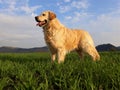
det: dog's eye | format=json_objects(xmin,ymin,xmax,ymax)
[{"xmin": 42, "ymin": 14, "xmax": 45, "ymax": 16}]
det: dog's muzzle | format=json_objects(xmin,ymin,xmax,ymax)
[{"xmin": 35, "ymin": 16, "xmax": 47, "ymax": 27}]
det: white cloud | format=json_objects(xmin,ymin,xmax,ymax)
[
  {"xmin": 58, "ymin": 0, "xmax": 89, "ymax": 13},
  {"xmin": 0, "ymin": 0, "xmax": 44, "ymax": 48},
  {"xmin": 65, "ymin": 16, "xmax": 72, "ymax": 20},
  {"xmin": 59, "ymin": 6, "xmax": 71, "ymax": 13},
  {"xmin": 20, "ymin": 5, "xmax": 41, "ymax": 15},
  {"xmin": 73, "ymin": 12, "xmax": 88, "ymax": 21},
  {"xmin": 87, "ymin": 13, "xmax": 120, "ymax": 46},
  {"xmin": 64, "ymin": 0, "xmax": 71, "ymax": 2},
  {"xmin": 63, "ymin": 11, "xmax": 92, "ymax": 28},
  {"xmin": 71, "ymin": 0, "xmax": 89, "ymax": 9},
  {"xmin": 0, "ymin": 0, "xmax": 41, "ymax": 16},
  {"xmin": 0, "ymin": 13, "xmax": 46, "ymax": 48}
]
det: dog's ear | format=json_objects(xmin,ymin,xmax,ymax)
[{"xmin": 49, "ymin": 11, "xmax": 56, "ymax": 20}]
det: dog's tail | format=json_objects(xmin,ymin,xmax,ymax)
[
  {"xmin": 89, "ymin": 46, "xmax": 100, "ymax": 61},
  {"xmin": 94, "ymin": 49, "xmax": 100, "ymax": 61},
  {"xmin": 83, "ymin": 44, "xmax": 100, "ymax": 61}
]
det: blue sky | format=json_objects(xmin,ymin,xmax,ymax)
[{"xmin": 0, "ymin": 0, "xmax": 120, "ymax": 48}]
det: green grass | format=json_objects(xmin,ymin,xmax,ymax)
[{"xmin": 0, "ymin": 52, "xmax": 120, "ymax": 90}]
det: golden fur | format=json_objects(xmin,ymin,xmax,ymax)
[{"xmin": 35, "ymin": 10, "xmax": 100, "ymax": 63}]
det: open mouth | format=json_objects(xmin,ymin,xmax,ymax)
[{"xmin": 36, "ymin": 20, "xmax": 47, "ymax": 27}]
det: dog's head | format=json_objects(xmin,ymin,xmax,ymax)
[{"xmin": 35, "ymin": 11, "xmax": 56, "ymax": 27}]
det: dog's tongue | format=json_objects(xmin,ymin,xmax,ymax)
[
  {"xmin": 36, "ymin": 22, "xmax": 40, "ymax": 26},
  {"xmin": 36, "ymin": 21, "xmax": 45, "ymax": 26}
]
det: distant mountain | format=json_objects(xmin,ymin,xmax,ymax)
[
  {"xmin": 0, "ymin": 46, "xmax": 48, "ymax": 53},
  {"xmin": 117, "ymin": 46, "xmax": 120, "ymax": 50},
  {"xmin": 96, "ymin": 43, "xmax": 119, "ymax": 52},
  {"xmin": 0, "ymin": 43, "xmax": 119, "ymax": 53}
]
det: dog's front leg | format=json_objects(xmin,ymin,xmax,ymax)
[{"xmin": 57, "ymin": 48, "xmax": 66, "ymax": 63}]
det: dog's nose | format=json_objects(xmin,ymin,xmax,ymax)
[{"xmin": 35, "ymin": 16, "xmax": 39, "ymax": 22}]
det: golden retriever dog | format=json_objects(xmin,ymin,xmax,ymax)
[{"xmin": 35, "ymin": 10, "xmax": 100, "ymax": 63}]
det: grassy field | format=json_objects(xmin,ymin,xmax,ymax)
[{"xmin": 0, "ymin": 52, "xmax": 120, "ymax": 90}]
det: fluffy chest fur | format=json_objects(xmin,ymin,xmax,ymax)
[{"xmin": 43, "ymin": 26, "xmax": 65, "ymax": 49}]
